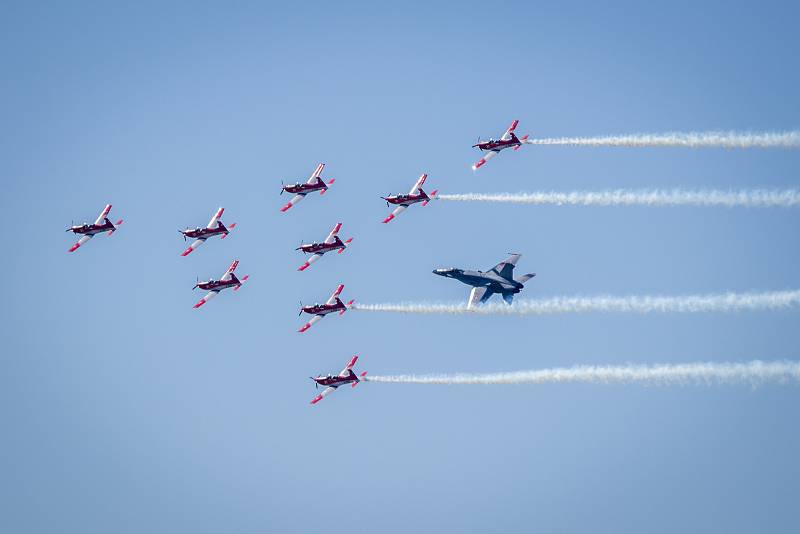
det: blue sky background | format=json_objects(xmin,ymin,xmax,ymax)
[{"xmin": 2, "ymin": 1, "xmax": 800, "ymax": 532}]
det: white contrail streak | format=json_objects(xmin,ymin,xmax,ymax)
[
  {"xmin": 437, "ymin": 189, "xmax": 800, "ymax": 208},
  {"xmin": 365, "ymin": 360, "xmax": 800, "ymax": 386},
  {"xmin": 351, "ymin": 290, "xmax": 800, "ymax": 316},
  {"xmin": 524, "ymin": 131, "xmax": 800, "ymax": 148}
]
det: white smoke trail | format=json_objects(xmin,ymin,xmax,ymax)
[
  {"xmin": 365, "ymin": 360, "xmax": 800, "ymax": 386},
  {"xmin": 437, "ymin": 189, "xmax": 800, "ymax": 208},
  {"xmin": 351, "ymin": 290, "xmax": 800, "ymax": 316},
  {"xmin": 524, "ymin": 131, "xmax": 800, "ymax": 148}
]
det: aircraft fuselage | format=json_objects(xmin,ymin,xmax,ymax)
[{"xmin": 67, "ymin": 219, "xmax": 115, "ymax": 236}]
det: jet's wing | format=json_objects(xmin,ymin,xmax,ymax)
[
  {"xmin": 68, "ymin": 234, "xmax": 93, "ymax": 253},
  {"xmin": 299, "ymin": 314, "xmax": 323, "ymax": 333},
  {"xmin": 340, "ymin": 355, "xmax": 358, "ymax": 375},
  {"xmin": 206, "ymin": 207, "xmax": 224, "ymax": 228},
  {"xmin": 280, "ymin": 194, "xmax": 305, "ymax": 212},
  {"xmin": 310, "ymin": 386, "xmax": 337, "ymax": 405},
  {"xmin": 306, "ymin": 163, "xmax": 325, "ymax": 184},
  {"xmin": 490, "ymin": 253, "xmax": 521, "ymax": 280},
  {"xmin": 408, "ymin": 173, "xmax": 427, "ymax": 195},
  {"xmin": 500, "ymin": 119, "xmax": 519, "ymax": 141},
  {"xmin": 382, "ymin": 205, "xmax": 406, "ymax": 224},
  {"xmin": 472, "ymin": 149, "xmax": 498, "ymax": 170},
  {"xmin": 297, "ymin": 253, "xmax": 323, "ymax": 271},
  {"xmin": 93, "ymin": 204, "xmax": 112, "ymax": 225},
  {"xmin": 181, "ymin": 238, "xmax": 206, "ymax": 256},
  {"xmin": 220, "ymin": 260, "xmax": 239, "ymax": 281},
  {"xmin": 326, "ymin": 284, "xmax": 344, "ymax": 305},
  {"xmin": 468, "ymin": 286, "xmax": 494, "ymax": 309},
  {"xmin": 323, "ymin": 222, "xmax": 342, "ymax": 244},
  {"xmin": 193, "ymin": 290, "xmax": 218, "ymax": 309}
]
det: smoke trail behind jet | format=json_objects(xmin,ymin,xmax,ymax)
[
  {"xmin": 437, "ymin": 189, "xmax": 800, "ymax": 208},
  {"xmin": 351, "ymin": 290, "xmax": 800, "ymax": 316},
  {"xmin": 524, "ymin": 131, "xmax": 800, "ymax": 148},
  {"xmin": 366, "ymin": 360, "xmax": 800, "ymax": 386}
]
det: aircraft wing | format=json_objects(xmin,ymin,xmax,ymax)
[
  {"xmin": 472, "ymin": 149, "xmax": 498, "ymax": 170},
  {"xmin": 181, "ymin": 237, "xmax": 206, "ymax": 256},
  {"xmin": 206, "ymin": 207, "xmax": 224, "ymax": 228},
  {"xmin": 340, "ymin": 355, "xmax": 358, "ymax": 375},
  {"xmin": 310, "ymin": 386, "xmax": 337, "ymax": 405},
  {"xmin": 220, "ymin": 260, "xmax": 239, "ymax": 281},
  {"xmin": 93, "ymin": 204, "xmax": 112, "ymax": 225},
  {"xmin": 193, "ymin": 290, "xmax": 218, "ymax": 309},
  {"xmin": 408, "ymin": 173, "xmax": 427, "ymax": 195},
  {"xmin": 299, "ymin": 314, "xmax": 323, "ymax": 333},
  {"xmin": 280, "ymin": 194, "xmax": 305, "ymax": 212},
  {"xmin": 68, "ymin": 234, "xmax": 93, "ymax": 253},
  {"xmin": 326, "ymin": 284, "xmax": 344, "ymax": 305},
  {"xmin": 382, "ymin": 205, "xmax": 406, "ymax": 224},
  {"xmin": 306, "ymin": 163, "xmax": 325, "ymax": 184},
  {"xmin": 500, "ymin": 119, "xmax": 519, "ymax": 141},
  {"xmin": 468, "ymin": 286, "xmax": 494, "ymax": 309},
  {"xmin": 490, "ymin": 253, "xmax": 521, "ymax": 280},
  {"xmin": 297, "ymin": 253, "xmax": 323, "ymax": 271},
  {"xmin": 323, "ymin": 222, "xmax": 342, "ymax": 244}
]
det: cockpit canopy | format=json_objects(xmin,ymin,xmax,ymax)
[{"xmin": 433, "ymin": 267, "xmax": 462, "ymax": 277}]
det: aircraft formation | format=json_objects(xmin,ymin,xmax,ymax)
[{"xmin": 66, "ymin": 120, "xmax": 534, "ymax": 404}]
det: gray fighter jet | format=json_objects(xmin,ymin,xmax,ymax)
[{"xmin": 433, "ymin": 253, "xmax": 535, "ymax": 308}]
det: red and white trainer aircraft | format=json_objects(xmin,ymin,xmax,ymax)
[
  {"xmin": 66, "ymin": 204, "xmax": 123, "ymax": 253},
  {"xmin": 310, "ymin": 355, "xmax": 367, "ymax": 405},
  {"xmin": 298, "ymin": 284, "xmax": 354, "ymax": 333},
  {"xmin": 381, "ymin": 173, "xmax": 438, "ymax": 223},
  {"xmin": 192, "ymin": 260, "xmax": 249, "ymax": 309},
  {"xmin": 180, "ymin": 207, "xmax": 236, "ymax": 256},
  {"xmin": 280, "ymin": 163, "xmax": 335, "ymax": 212},
  {"xmin": 472, "ymin": 119, "xmax": 529, "ymax": 170},
  {"xmin": 297, "ymin": 222, "xmax": 353, "ymax": 271}
]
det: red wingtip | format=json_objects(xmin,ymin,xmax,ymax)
[
  {"xmin": 193, "ymin": 300, "xmax": 206, "ymax": 309},
  {"xmin": 240, "ymin": 275, "xmax": 249, "ymax": 281},
  {"xmin": 115, "ymin": 219, "xmax": 124, "ymax": 226},
  {"xmin": 473, "ymin": 159, "xmax": 485, "ymax": 170},
  {"xmin": 68, "ymin": 243, "xmax": 80, "ymax": 252},
  {"xmin": 327, "ymin": 178, "xmax": 335, "ymax": 185},
  {"xmin": 344, "ymin": 237, "xmax": 353, "ymax": 244},
  {"xmin": 298, "ymin": 262, "xmax": 310, "ymax": 271},
  {"xmin": 360, "ymin": 371, "xmax": 367, "ymax": 377},
  {"xmin": 299, "ymin": 324, "xmax": 311, "ymax": 333},
  {"xmin": 280, "ymin": 204, "xmax": 291, "ymax": 212},
  {"xmin": 228, "ymin": 223, "xmax": 237, "ymax": 229},
  {"xmin": 310, "ymin": 395, "xmax": 323, "ymax": 405},
  {"xmin": 319, "ymin": 189, "xmax": 326, "ymax": 195},
  {"xmin": 181, "ymin": 247, "xmax": 193, "ymax": 256},
  {"xmin": 382, "ymin": 214, "xmax": 394, "ymax": 223}
]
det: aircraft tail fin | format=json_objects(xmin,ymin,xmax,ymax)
[
  {"xmin": 422, "ymin": 189, "xmax": 437, "ymax": 206},
  {"xmin": 339, "ymin": 299, "xmax": 355, "ymax": 315},
  {"xmin": 514, "ymin": 134, "xmax": 528, "ymax": 150},
  {"xmin": 220, "ymin": 222, "xmax": 236, "ymax": 239},
  {"xmin": 515, "ymin": 273, "xmax": 536, "ymax": 285},
  {"xmin": 502, "ymin": 292, "xmax": 514, "ymax": 305},
  {"xmin": 352, "ymin": 371, "xmax": 367, "ymax": 388},
  {"xmin": 107, "ymin": 219, "xmax": 124, "ymax": 236}
]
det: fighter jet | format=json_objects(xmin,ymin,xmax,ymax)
[{"xmin": 433, "ymin": 253, "xmax": 535, "ymax": 308}]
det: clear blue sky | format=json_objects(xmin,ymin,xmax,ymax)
[{"xmin": 2, "ymin": 1, "xmax": 799, "ymax": 532}]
